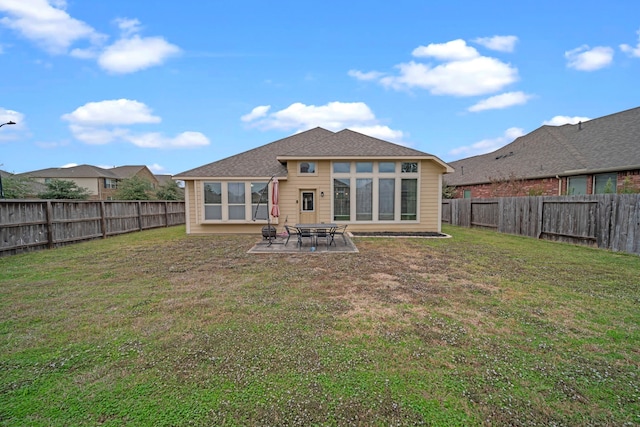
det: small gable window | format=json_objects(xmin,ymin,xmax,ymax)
[{"xmin": 299, "ymin": 162, "xmax": 316, "ymax": 174}]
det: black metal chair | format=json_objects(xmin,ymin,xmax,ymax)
[
  {"xmin": 283, "ymin": 225, "xmax": 299, "ymax": 246},
  {"xmin": 330, "ymin": 225, "xmax": 348, "ymax": 245},
  {"xmin": 297, "ymin": 227, "xmax": 313, "ymax": 249},
  {"xmin": 315, "ymin": 228, "xmax": 330, "ymax": 247}
]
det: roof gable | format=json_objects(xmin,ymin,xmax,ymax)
[{"xmin": 175, "ymin": 127, "xmax": 450, "ymax": 178}]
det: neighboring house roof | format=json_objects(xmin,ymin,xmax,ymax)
[
  {"xmin": 175, "ymin": 127, "xmax": 452, "ymax": 179},
  {"xmin": 110, "ymin": 165, "xmax": 150, "ymax": 179},
  {"xmin": 21, "ymin": 164, "xmax": 156, "ymax": 181},
  {"xmin": 446, "ymin": 106, "xmax": 640, "ymax": 186},
  {"xmin": 23, "ymin": 164, "xmax": 120, "ymax": 179}
]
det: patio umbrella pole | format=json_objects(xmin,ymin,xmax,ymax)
[{"xmin": 253, "ymin": 176, "xmax": 276, "ymax": 246}]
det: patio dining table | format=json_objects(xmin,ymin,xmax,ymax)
[{"xmin": 295, "ymin": 223, "xmax": 338, "ymax": 247}]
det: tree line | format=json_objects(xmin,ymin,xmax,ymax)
[{"xmin": 2, "ymin": 175, "xmax": 183, "ymax": 200}]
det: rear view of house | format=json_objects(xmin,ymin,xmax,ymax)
[{"xmin": 174, "ymin": 128, "xmax": 453, "ymax": 235}]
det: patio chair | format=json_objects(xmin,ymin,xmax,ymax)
[
  {"xmin": 283, "ymin": 225, "xmax": 299, "ymax": 246},
  {"xmin": 331, "ymin": 225, "xmax": 348, "ymax": 245},
  {"xmin": 315, "ymin": 228, "xmax": 331, "ymax": 247},
  {"xmin": 297, "ymin": 227, "xmax": 313, "ymax": 249}
]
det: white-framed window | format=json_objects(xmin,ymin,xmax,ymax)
[
  {"xmin": 104, "ymin": 178, "xmax": 118, "ymax": 189},
  {"xmin": 332, "ymin": 161, "xmax": 419, "ymax": 222},
  {"xmin": 567, "ymin": 175, "xmax": 587, "ymax": 195},
  {"xmin": 594, "ymin": 173, "xmax": 617, "ymax": 194},
  {"xmin": 299, "ymin": 161, "xmax": 316, "ymax": 174},
  {"xmin": 203, "ymin": 181, "xmax": 269, "ymax": 222}
]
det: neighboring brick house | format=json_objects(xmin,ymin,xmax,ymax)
[
  {"xmin": 174, "ymin": 127, "xmax": 453, "ymax": 235},
  {"xmin": 445, "ymin": 106, "xmax": 640, "ymax": 198},
  {"xmin": 22, "ymin": 164, "xmax": 160, "ymax": 200}
]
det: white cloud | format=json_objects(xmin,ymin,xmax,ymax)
[
  {"xmin": 0, "ymin": 0, "xmax": 105, "ymax": 54},
  {"xmin": 62, "ymin": 99, "xmax": 161, "ymax": 126},
  {"xmin": 620, "ymin": 28, "xmax": 640, "ymax": 57},
  {"xmin": 380, "ymin": 56, "xmax": 518, "ymax": 96},
  {"xmin": 114, "ymin": 17, "xmax": 142, "ymax": 37},
  {"xmin": 126, "ymin": 132, "xmax": 210, "ymax": 149},
  {"xmin": 98, "ymin": 35, "xmax": 180, "ymax": 74},
  {"xmin": 347, "ymin": 69, "xmax": 385, "ymax": 81},
  {"xmin": 241, "ymin": 105, "xmax": 271, "ymax": 122},
  {"xmin": 352, "ymin": 38, "xmax": 519, "ymax": 97},
  {"xmin": 472, "ymin": 35, "xmax": 518, "ymax": 53},
  {"xmin": 0, "ymin": 107, "xmax": 24, "ymax": 127},
  {"xmin": 62, "ymin": 99, "xmax": 210, "ymax": 148},
  {"xmin": 468, "ymin": 91, "xmax": 533, "ymax": 112},
  {"xmin": 0, "ymin": 2, "xmax": 179, "ymax": 73},
  {"xmin": 242, "ymin": 101, "xmax": 404, "ymax": 142},
  {"xmin": 412, "ymin": 39, "xmax": 479, "ymax": 61},
  {"xmin": 543, "ymin": 115, "xmax": 591, "ymax": 126},
  {"xmin": 449, "ymin": 127, "xmax": 525, "ymax": 158},
  {"xmin": 565, "ymin": 45, "xmax": 614, "ymax": 71},
  {"xmin": 146, "ymin": 163, "xmax": 166, "ymax": 173},
  {"xmin": 348, "ymin": 125, "xmax": 405, "ymax": 143}
]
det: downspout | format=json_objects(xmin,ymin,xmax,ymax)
[{"xmin": 556, "ymin": 175, "xmax": 561, "ymax": 195}]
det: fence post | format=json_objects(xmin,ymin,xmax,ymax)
[
  {"xmin": 165, "ymin": 201, "xmax": 169, "ymax": 227},
  {"xmin": 137, "ymin": 201, "xmax": 143, "ymax": 231},
  {"xmin": 100, "ymin": 201, "xmax": 107, "ymax": 239},
  {"xmin": 46, "ymin": 200, "xmax": 54, "ymax": 249}
]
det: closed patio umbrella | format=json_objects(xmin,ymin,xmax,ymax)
[{"xmin": 270, "ymin": 178, "xmax": 280, "ymax": 218}]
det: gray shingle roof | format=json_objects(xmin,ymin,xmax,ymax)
[
  {"xmin": 174, "ymin": 127, "xmax": 449, "ymax": 178},
  {"xmin": 22, "ymin": 164, "xmax": 120, "ymax": 179},
  {"xmin": 446, "ymin": 106, "xmax": 640, "ymax": 186}
]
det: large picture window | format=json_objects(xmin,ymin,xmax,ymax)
[
  {"xmin": 332, "ymin": 161, "xmax": 419, "ymax": 222},
  {"xmin": 203, "ymin": 181, "xmax": 272, "ymax": 222}
]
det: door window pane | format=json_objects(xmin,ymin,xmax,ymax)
[
  {"xmin": 333, "ymin": 179, "xmax": 350, "ymax": 221},
  {"xmin": 379, "ymin": 178, "xmax": 395, "ymax": 220},
  {"xmin": 356, "ymin": 178, "xmax": 373, "ymax": 220},
  {"xmin": 301, "ymin": 192, "xmax": 314, "ymax": 211},
  {"xmin": 401, "ymin": 179, "xmax": 417, "ymax": 220}
]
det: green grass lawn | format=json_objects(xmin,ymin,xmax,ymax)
[{"xmin": 1, "ymin": 225, "xmax": 638, "ymax": 426}]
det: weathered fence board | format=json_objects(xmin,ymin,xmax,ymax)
[
  {"xmin": 0, "ymin": 200, "xmax": 185, "ymax": 256},
  {"xmin": 443, "ymin": 194, "xmax": 640, "ymax": 255}
]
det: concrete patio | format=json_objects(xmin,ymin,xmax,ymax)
[{"xmin": 248, "ymin": 233, "xmax": 358, "ymax": 254}]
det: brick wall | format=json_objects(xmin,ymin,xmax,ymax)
[{"xmin": 453, "ymin": 170, "xmax": 640, "ymax": 198}]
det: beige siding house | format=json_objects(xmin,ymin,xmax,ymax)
[
  {"xmin": 22, "ymin": 165, "xmax": 159, "ymax": 200},
  {"xmin": 174, "ymin": 128, "xmax": 453, "ymax": 235}
]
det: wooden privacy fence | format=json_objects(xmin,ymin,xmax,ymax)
[
  {"xmin": 442, "ymin": 194, "xmax": 640, "ymax": 255},
  {"xmin": 0, "ymin": 200, "xmax": 186, "ymax": 256}
]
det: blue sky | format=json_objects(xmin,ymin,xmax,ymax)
[{"xmin": 1, "ymin": 0, "xmax": 639, "ymax": 176}]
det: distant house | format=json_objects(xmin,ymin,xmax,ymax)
[
  {"xmin": 22, "ymin": 164, "xmax": 159, "ymax": 200},
  {"xmin": 445, "ymin": 106, "xmax": 640, "ymax": 198},
  {"xmin": 173, "ymin": 127, "xmax": 453, "ymax": 235}
]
